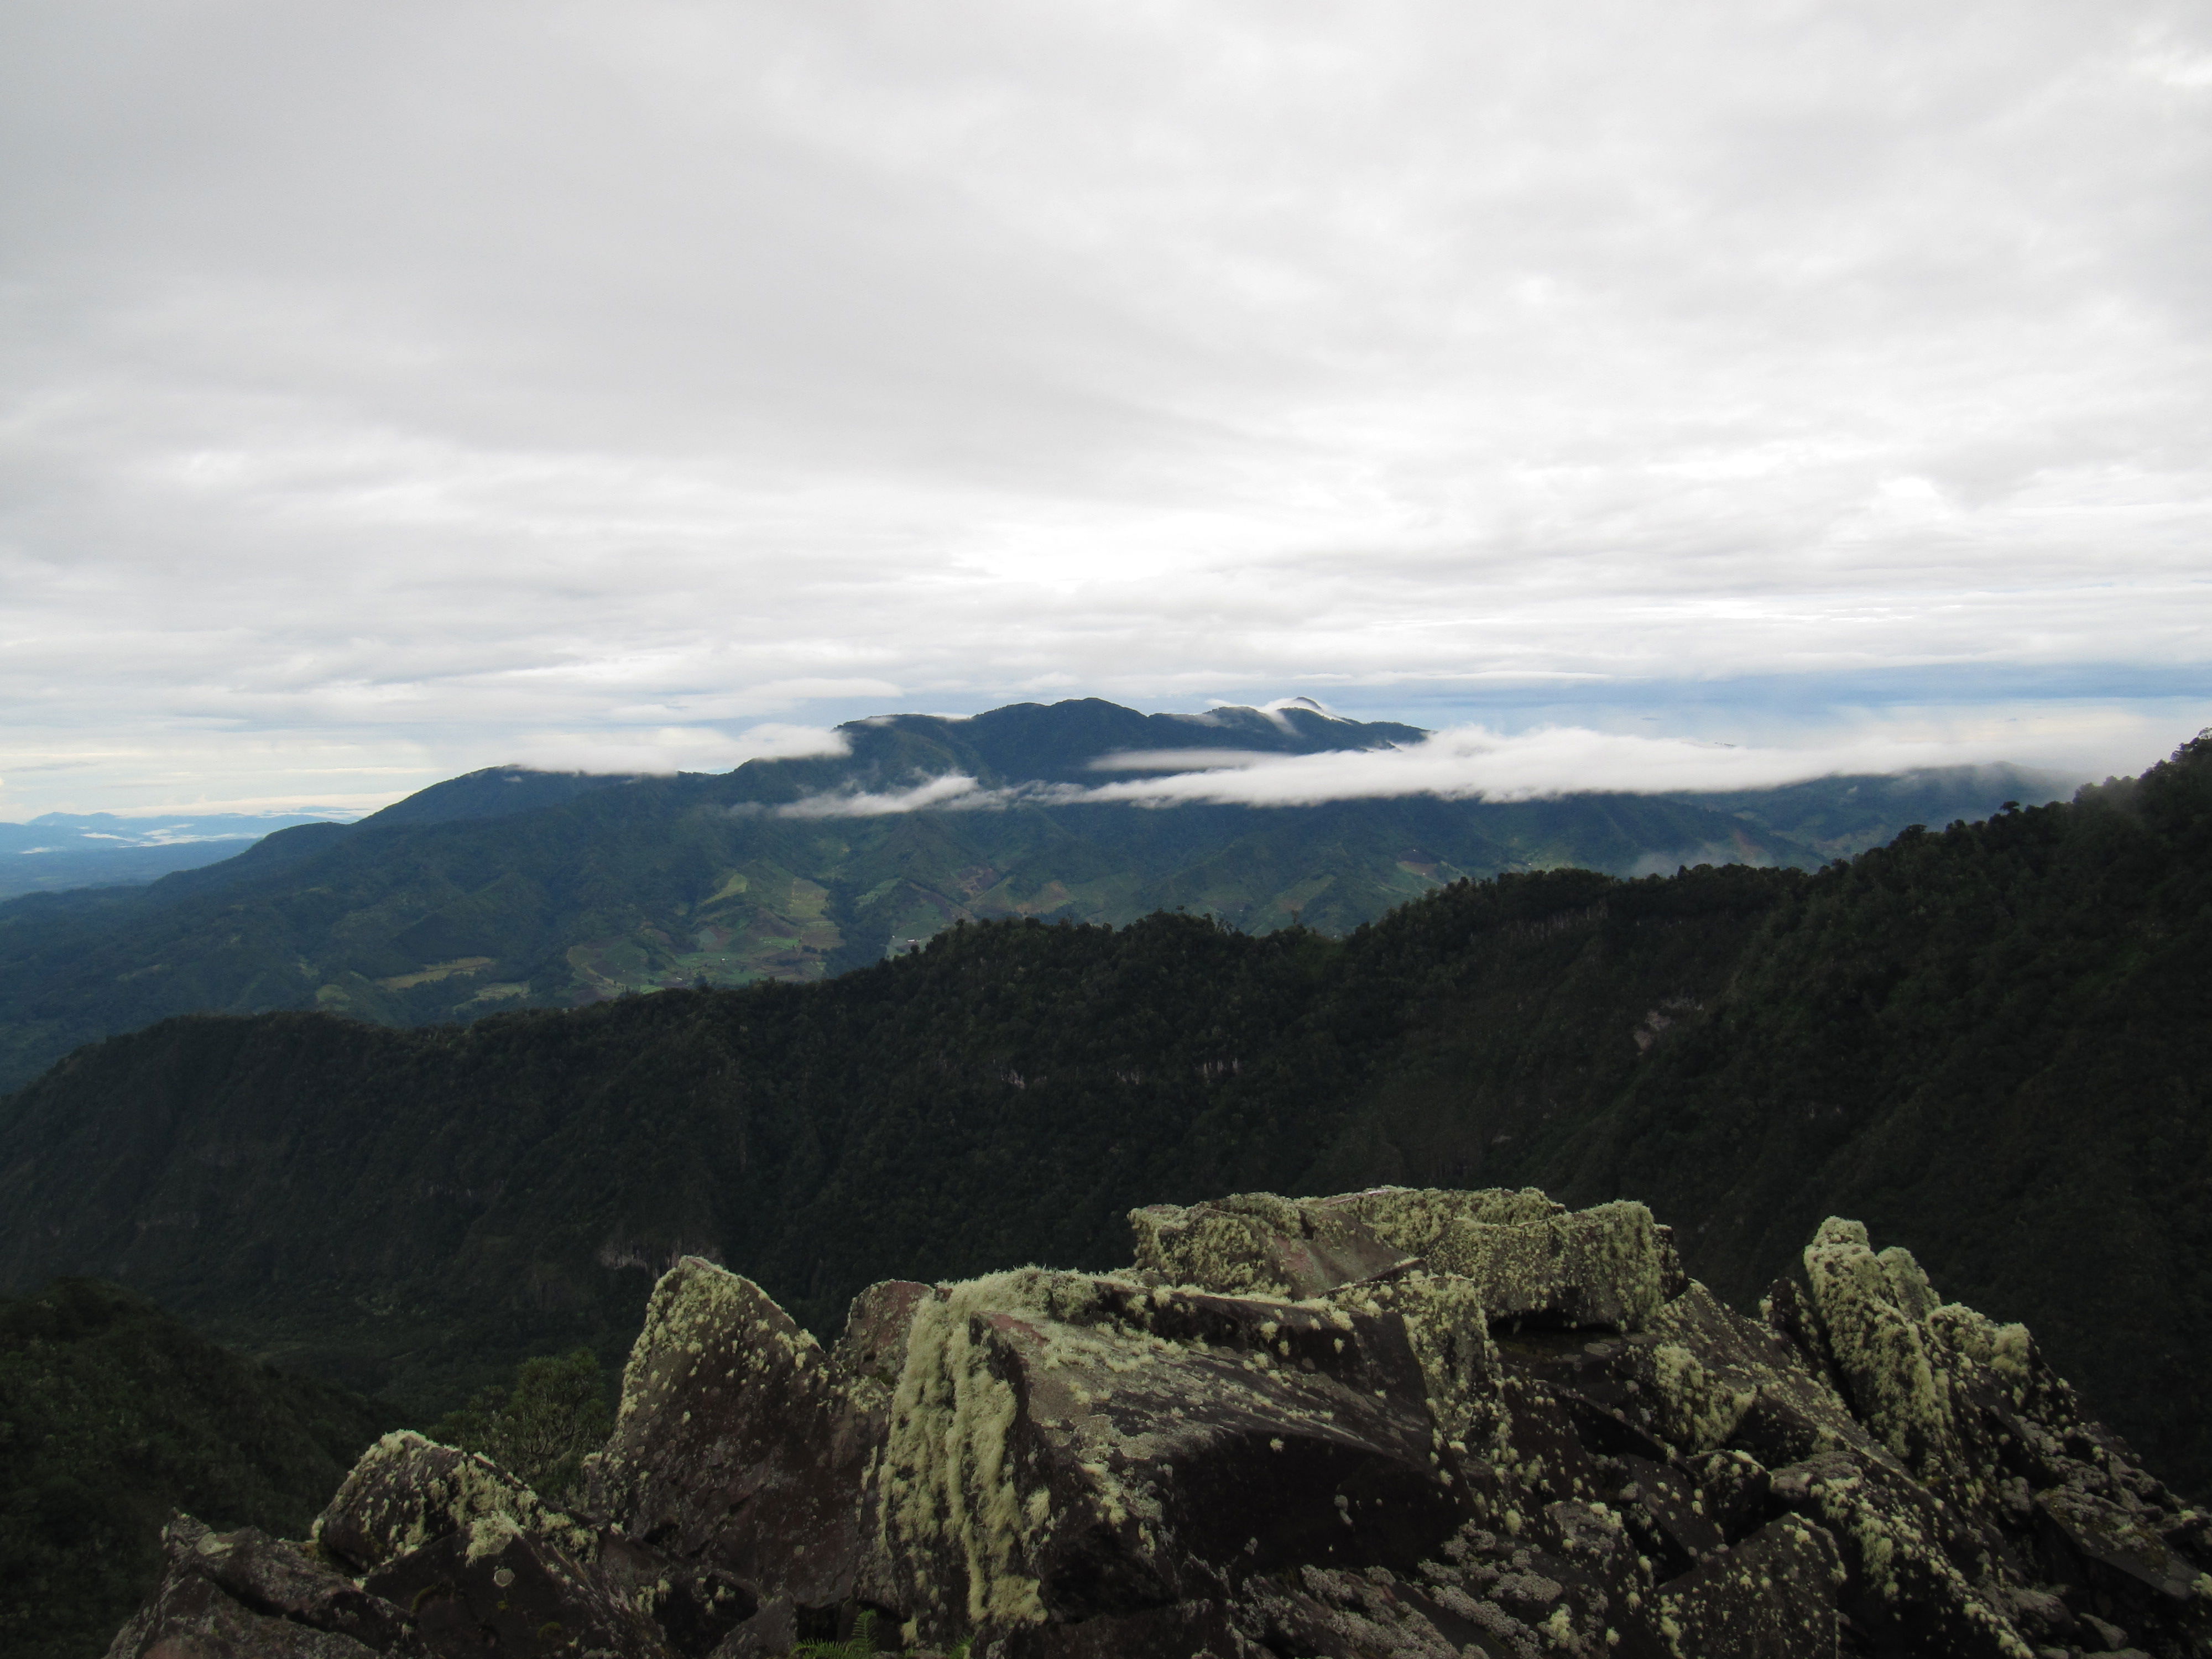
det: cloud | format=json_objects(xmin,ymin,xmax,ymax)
[
  {"xmin": 1089, "ymin": 749, "xmax": 1285, "ymax": 771},
  {"xmin": 1072, "ymin": 727, "xmax": 2021, "ymax": 808},
  {"xmin": 775, "ymin": 771, "xmax": 999, "ymax": 818},
  {"xmin": 514, "ymin": 723, "xmax": 848, "ymax": 776},
  {"xmin": 0, "ymin": 2, "xmax": 2208, "ymax": 812},
  {"xmin": 776, "ymin": 720, "xmax": 2088, "ymax": 817}
]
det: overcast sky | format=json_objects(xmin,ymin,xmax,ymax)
[{"xmin": 3, "ymin": 1, "xmax": 2209, "ymax": 817}]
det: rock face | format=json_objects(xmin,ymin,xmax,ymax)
[{"xmin": 109, "ymin": 1187, "xmax": 2212, "ymax": 1658}]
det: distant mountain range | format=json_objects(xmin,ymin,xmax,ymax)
[
  {"xmin": 1, "ymin": 730, "xmax": 2203, "ymax": 1506},
  {"xmin": 0, "ymin": 697, "xmax": 2060, "ymax": 1093},
  {"xmin": 0, "ymin": 812, "xmax": 341, "ymax": 900}
]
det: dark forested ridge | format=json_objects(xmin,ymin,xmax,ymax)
[
  {"xmin": 0, "ymin": 1278, "xmax": 397, "ymax": 1659},
  {"xmin": 0, "ymin": 697, "xmax": 2051, "ymax": 1094},
  {"xmin": 2, "ymin": 733, "xmax": 2207, "ymax": 1503}
]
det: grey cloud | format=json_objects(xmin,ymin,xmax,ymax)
[{"xmin": 2, "ymin": 1, "xmax": 2208, "ymax": 815}]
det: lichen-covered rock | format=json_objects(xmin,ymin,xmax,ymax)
[
  {"xmin": 362, "ymin": 1523, "xmax": 669, "ymax": 1658},
  {"xmin": 1127, "ymin": 1190, "xmax": 1422, "ymax": 1299},
  {"xmin": 834, "ymin": 1279, "xmax": 934, "ymax": 1390},
  {"xmin": 97, "ymin": 1188, "xmax": 2212, "ymax": 1659},
  {"xmin": 1648, "ymin": 1514, "xmax": 1843, "ymax": 1657},
  {"xmin": 105, "ymin": 1516, "xmax": 428, "ymax": 1659},
  {"xmin": 1131, "ymin": 1186, "xmax": 1687, "ymax": 1332},
  {"xmin": 316, "ymin": 1431, "xmax": 594, "ymax": 1575},
  {"xmin": 178, "ymin": 1517, "xmax": 425, "ymax": 1650},
  {"xmin": 106, "ymin": 1572, "xmax": 387, "ymax": 1659},
  {"xmin": 584, "ymin": 1256, "xmax": 869, "ymax": 1613},
  {"xmin": 1783, "ymin": 1214, "xmax": 2212, "ymax": 1657},
  {"xmin": 1802, "ymin": 1219, "xmax": 1970, "ymax": 1480},
  {"xmin": 1345, "ymin": 1188, "xmax": 1689, "ymax": 1330},
  {"xmin": 864, "ymin": 1268, "xmax": 1468, "ymax": 1646}
]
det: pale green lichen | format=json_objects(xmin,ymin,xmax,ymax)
[
  {"xmin": 316, "ymin": 1430, "xmax": 591, "ymax": 1568},
  {"xmin": 1412, "ymin": 1199, "xmax": 1673, "ymax": 1331},
  {"xmin": 879, "ymin": 1272, "xmax": 1056, "ymax": 1634},
  {"xmin": 465, "ymin": 1509, "xmax": 524, "ymax": 1564},
  {"xmin": 1924, "ymin": 1301, "xmax": 2036, "ymax": 1408},
  {"xmin": 1642, "ymin": 1342, "xmax": 1755, "ymax": 1455},
  {"xmin": 587, "ymin": 1254, "xmax": 834, "ymax": 1522},
  {"xmin": 613, "ymin": 1256, "xmax": 826, "ymax": 1431},
  {"xmin": 1802, "ymin": 1219, "xmax": 1957, "ymax": 1479},
  {"xmin": 1344, "ymin": 1271, "xmax": 1502, "ymax": 1448},
  {"xmin": 1128, "ymin": 1194, "xmax": 1314, "ymax": 1297},
  {"xmin": 1785, "ymin": 1456, "xmax": 2032, "ymax": 1656},
  {"xmin": 1133, "ymin": 1187, "xmax": 1676, "ymax": 1333},
  {"xmin": 1875, "ymin": 1245, "xmax": 1939, "ymax": 1322}
]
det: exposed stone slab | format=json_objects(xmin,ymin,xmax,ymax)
[
  {"xmin": 703, "ymin": 1595, "xmax": 794, "ymax": 1659},
  {"xmin": 105, "ymin": 1571, "xmax": 388, "ymax": 1659},
  {"xmin": 1131, "ymin": 1187, "xmax": 1687, "ymax": 1332},
  {"xmin": 362, "ymin": 1525, "xmax": 669, "ymax": 1659},
  {"xmin": 867, "ymin": 1269, "xmax": 1468, "ymax": 1646},
  {"xmin": 105, "ymin": 1517, "xmax": 426, "ymax": 1659},
  {"xmin": 1126, "ymin": 1191, "xmax": 1420, "ymax": 1300},
  {"xmin": 156, "ymin": 1517, "xmax": 425, "ymax": 1653},
  {"xmin": 1648, "ymin": 1515, "xmax": 1843, "ymax": 1658},
  {"xmin": 316, "ymin": 1432, "xmax": 593, "ymax": 1576},
  {"xmin": 585, "ymin": 1256, "xmax": 867, "ymax": 1610}
]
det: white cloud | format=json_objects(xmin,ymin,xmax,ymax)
[
  {"xmin": 514, "ymin": 722, "xmax": 848, "ymax": 776},
  {"xmin": 1089, "ymin": 749, "xmax": 1285, "ymax": 772},
  {"xmin": 775, "ymin": 717, "xmax": 2137, "ymax": 818},
  {"xmin": 0, "ymin": 2, "xmax": 2207, "ymax": 813},
  {"xmin": 775, "ymin": 770, "xmax": 994, "ymax": 818},
  {"xmin": 1073, "ymin": 727, "xmax": 2012, "ymax": 808}
]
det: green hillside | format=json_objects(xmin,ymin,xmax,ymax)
[
  {"xmin": 0, "ymin": 1278, "xmax": 398, "ymax": 1659},
  {"xmin": 0, "ymin": 698, "xmax": 2050, "ymax": 1093},
  {"xmin": 1, "ymin": 732, "xmax": 2202, "ymax": 1500}
]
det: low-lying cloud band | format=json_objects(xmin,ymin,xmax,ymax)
[{"xmin": 773, "ymin": 724, "xmax": 2053, "ymax": 817}]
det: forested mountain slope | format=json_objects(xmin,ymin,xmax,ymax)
[
  {"xmin": 0, "ymin": 1278, "xmax": 397, "ymax": 1659},
  {"xmin": 0, "ymin": 697, "xmax": 2048, "ymax": 1093},
  {"xmin": 1, "ymin": 733, "xmax": 2204, "ymax": 1495}
]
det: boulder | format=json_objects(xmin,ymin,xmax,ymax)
[
  {"xmin": 1128, "ymin": 1186, "xmax": 1687, "ymax": 1331},
  {"xmin": 1647, "ymin": 1515, "xmax": 1843, "ymax": 1657},
  {"xmin": 105, "ymin": 1516, "xmax": 427, "ymax": 1659},
  {"xmin": 97, "ymin": 1188, "xmax": 2212, "ymax": 1659},
  {"xmin": 863, "ymin": 1268, "xmax": 1469, "ymax": 1646},
  {"xmin": 1126, "ymin": 1191, "xmax": 1421, "ymax": 1298},
  {"xmin": 316, "ymin": 1432, "xmax": 596, "ymax": 1576},
  {"xmin": 583, "ymin": 1256, "xmax": 873, "ymax": 1613},
  {"xmin": 106, "ymin": 1572, "xmax": 387, "ymax": 1659},
  {"xmin": 362, "ymin": 1523, "xmax": 667, "ymax": 1659}
]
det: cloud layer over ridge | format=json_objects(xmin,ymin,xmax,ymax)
[
  {"xmin": 2, "ymin": 2, "xmax": 2208, "ymax": 815},
  {"xmin": 774, "ymin": 722, "xmax": 2074, "ymax": 817}
]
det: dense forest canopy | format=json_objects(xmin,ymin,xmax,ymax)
[{"xmin": 0, "ymin": 1279, "xmax": 397, "ymax": 1659}]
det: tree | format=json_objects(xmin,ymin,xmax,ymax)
[{"xmin": 431, "ymin": 1349, "xmax": 612, "ymax": 1501}]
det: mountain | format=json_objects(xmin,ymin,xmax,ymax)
[
  {"xmin": 0, "ymin": 812, "xmax": 342, "ymax": 900},
  {"xmin": 0, "ymin": 698, "xmax": 2056, "ymax": 1094},
  {"xmin": 2, "ymin": 731, "xmax": 2205, "ymax": 1500},
  {"xmin": 0, "ymin": 1277, "xmax": 398, "ymax": 1659}
]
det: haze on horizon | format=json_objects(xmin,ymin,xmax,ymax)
[{"xmin": 2, "ymin": 1, "xmax": 2208, "ymax": 820}]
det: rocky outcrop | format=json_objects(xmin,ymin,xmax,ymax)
[{"xmin": 108, "ymin": 1187, "xmax": 2212, "ymax": 1658}]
